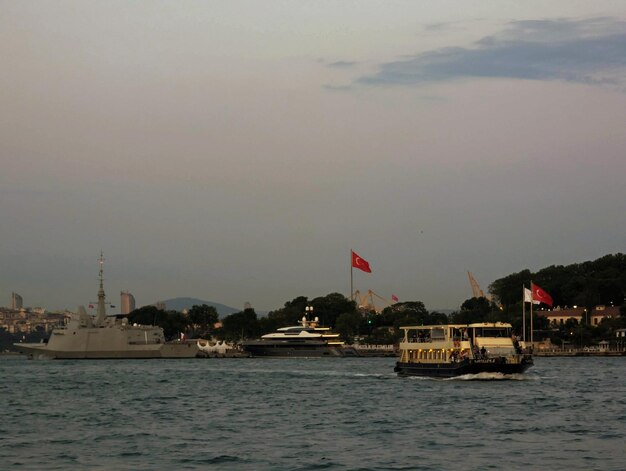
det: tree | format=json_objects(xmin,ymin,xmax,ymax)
[
  {"xmin": 259, "ymin": 293, "xmax": 358, "ymax": 335},
  {"xmin": 219, "ymin": 308, "xmax": 259, "ymax": 342},
  {"xmin": 489, "ymin": 253, "xmax": 626, "ymax": 311},
  {"xmin": 161, "ymin": 310, "xmax": 190, "ymax": 341},
  {"xmin": 309, "ymin": 293, "xmax": 357, "ymax": 328},
  {"xmin": 381, "ymin": 301, "xmax": 440, "ymax": 328},
  {"xmin": 450, "ymin": 297, "xmax": 493, "ymax": 324},
  {"xmin": 489, "ymin": 269, "xmax": 532, "ymax": 309},
  {"xmin": 127, "ymin": 306, "xmax": 190, "ymax": 340},
  {"xmin": 188, "ymin": 304, "xmax": 219, "ymax": 338},
  {"xmin": 335, "ymin": 311, "xmax": 365, "ymax": 343},
  {"xmin": 261, "ymin": 296, "xmax": 310, "ymax": 334},
  {"xmin": 128, "ymin": 305, "xmax": 163, "ymax": 326}
]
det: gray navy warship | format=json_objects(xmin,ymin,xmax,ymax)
[{"xmin": 14, "ymin": 254, "xmax": 199, "ymax": 360}]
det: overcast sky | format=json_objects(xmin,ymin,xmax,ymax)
[{"xmin": 1, "ymin": 1, "xmax": 625, "ymax": 313}]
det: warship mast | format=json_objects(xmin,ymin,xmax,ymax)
[{"xmin": 95, "ymin": 251, "xmax": 107, "ymax": 326}]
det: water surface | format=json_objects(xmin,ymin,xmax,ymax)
[{"xmin": 1, "ymin": 356, "xmax": 624, "ymax": 470}]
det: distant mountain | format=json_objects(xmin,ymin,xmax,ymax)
[{"xmin": 161, "ymin": 297, "xmax": 239, "ymax": 317}]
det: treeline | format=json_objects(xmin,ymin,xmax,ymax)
[
  {"xmin": 126, "ymin": 253, "xmax": 626, "ymax": 347},
  {"xmin": 481, "ymin": 253, "xmax": 626, "ymax": 346},
  {"xmin": 489, "ymin": 253, "xmax": 626, "ymax": 310},
  {"xmin": 4, "ymin": 254, "xmax": 624, "ymax": 351},
  {"xmin": 125, "ymin": 293, "xmax": 448, "ymax": 345}
]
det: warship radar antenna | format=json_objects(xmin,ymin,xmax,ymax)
[{"xmin": 95, "ymin": 251, "xmax": 107, "ymax": 326}]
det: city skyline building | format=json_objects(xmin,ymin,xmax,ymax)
[
  {"xmin": 11, "ymin": 292, "xmax": 23, "ymax": 310},
  {"xmin": 120, "ymin": 290, "xmax": 136, "ymax": 315}
]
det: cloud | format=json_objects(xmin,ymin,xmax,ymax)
[
  {"xmin": 328, "ymin": 60, "xmax": 358, "ymax": 68},
  {"xmin": 357, "ymin": 18, "xmax": 626, "ymax": 87},
  {"xmin": 322, "ymin": 84, "xmax": 353, "ymax": 91}
]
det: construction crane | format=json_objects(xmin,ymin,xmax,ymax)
[
  {"xmin": 353, "ymin": 289, "xmax": 392, "ymax": 313},
  {"xmin": 467, "ymin": 271, "xmax": 493, "ymax": 302}
]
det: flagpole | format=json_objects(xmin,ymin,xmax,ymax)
[
  {"xmin": 350, "ymin": 249, "xmax": 353, "ymax": 301},
  {"xmin": 530, "ymin": 282, "xmax": 534, "ymax": 348},
  {"xmin": 522, "ymin": 285, "xmax": 526, "ymax": 343}
]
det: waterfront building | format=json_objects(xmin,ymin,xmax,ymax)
[
  {"xmin": 538, "ymin": 305, "xmax": 621, "ymax": 326},
  {"xmin": 120, "ymin": 290, "xmax": 136, "ymax": 315},
  {"xmin": 539, "ymin": 307, "xmax": 585, "ymax": 325},
  {"xmin": 590, "ymin": 305, "xmax": 620, "ymax": 325}
]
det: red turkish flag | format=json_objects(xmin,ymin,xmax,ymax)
[
  {"xmin": 531, "ymin": 283, "xmax": 553, "ymax": 307},
  {"xmin": 392, "ymin": 294, "xmax": 399, "ymax": 303},
  {"xmin": 351, "ymin": 250, "xmax": 372, "ymax": 273}
]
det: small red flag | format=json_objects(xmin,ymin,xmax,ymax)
[
  {"xmin": 531, "ymin": 283, "xmax": 553, "ymax": 307},
  {"xmin": 351, "ymin": 250, "xmax": 372, "ymax": 273},
  {"xmin": 392, "ymin": 294, "xmax": 399, "ymax": 303}
]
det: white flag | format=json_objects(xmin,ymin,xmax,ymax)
[{"xmin": 523, "ymin": 287, "xmax": 533, "ymax": 303}]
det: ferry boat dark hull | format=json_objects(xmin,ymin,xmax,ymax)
[
  {"xmin": 242, "ymin": 340, "xmax": 358, "ymax": 358},
  {"xmin": 394, "ymin": 356, "xmax": 533, "ymax": 378}
]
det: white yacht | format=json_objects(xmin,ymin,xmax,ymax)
[{"xmin": 241, "ymin": 315, "xmax": 357, "ymax": 357}]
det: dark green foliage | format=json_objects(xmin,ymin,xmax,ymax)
[
  {"xmin": 488, "ymin": 270, "xmax": 532, "ymax": 309},
  {"xmin": 488, "ymin": 253, "xmax": 626, "ymax": 310},
  {"xmin": 309, "ymin": 293, "xmax": 357, "ymax": 328},
  {"xmin": 369, "ymin": 302, "xmax": 448, "ymax": 344},
  {"xmin": 188, "ymin": 304, "xmax": 219, "ymax": 337},
  {"xmin": 334, "ymin": 311, "xmax": 366, "ymax": 344},
  {"xmin": 485, "ymin": 253, "xmax": 626, "ymax": 346},
  {"xmin": 127, "ymin": 305, "xmax": 162, "ymax": 326},
  {"xmin": 260, "ymin": 296, "xmax": 311, "ymax": 334},
  {"xmin": 218, "ymin": 308, "xmax": 259, "ymax": 342},
  {"xmin": 450, "ymin": 297, "xmax": 502, "ymax": 324},
  {"xmin": 127, "ymin": 306, "xmax": 191, "ymax": 341},
  {"xmin": 258, "ymin": 293, "xmax": 358, "ymax": 336}
]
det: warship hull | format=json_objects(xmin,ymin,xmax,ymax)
[
  {"xmin": 15, "ymin": 341, "xmax": 199, "ymax": 359},
  {"xmin": 14, "ymin": 253, "xmax": 199, "ymax": 360}
]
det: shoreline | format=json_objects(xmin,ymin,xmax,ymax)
[{"xmin": 535, "ymin": 350, "xmax": 626, "ymax": 357}]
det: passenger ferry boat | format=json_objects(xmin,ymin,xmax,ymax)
[{"xmin": 394, "ymin": 322, "xmax": 533, "ymax": 377}]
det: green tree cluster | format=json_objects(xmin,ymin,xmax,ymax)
[
  {"xmin": 485, "ymin": 253, "xmax": 626, "ymax": 346},
  {"xmin": 489, "ymin": 253, "xmax": 626, "ymax": 310}
]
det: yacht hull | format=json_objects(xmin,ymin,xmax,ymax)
[{"xmin": 241, "ymin": 340, "xmax": 358, "ymax": 358}]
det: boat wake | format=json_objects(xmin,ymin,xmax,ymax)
[{"xmin": 448, "ymin": 372, "xmax": 531, "ymax": 381}]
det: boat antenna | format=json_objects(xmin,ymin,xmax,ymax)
[{"xmin": 95, "ymin": 251, "xmax": 107, "ymax": 327}]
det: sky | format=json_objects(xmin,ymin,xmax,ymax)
[{"xmin": 1, "ymin": 1, "xmax": 625, "ymax": 313}]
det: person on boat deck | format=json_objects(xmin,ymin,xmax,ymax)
[{"xmin": 480, "ymin": 346, "xmax": 486, "ymax": 357}]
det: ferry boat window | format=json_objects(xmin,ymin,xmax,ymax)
[
  {"xmin": 483, "ymin": 328, "xmax": 510, "ymax": 337},
  {"xmin": 431, "ymin": 328, "xmax": 445, "ymax": 340}
]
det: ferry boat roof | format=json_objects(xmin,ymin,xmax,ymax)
[{"xmin": 398, "ymin": 322, "xmax": 513, "ymax": 331}]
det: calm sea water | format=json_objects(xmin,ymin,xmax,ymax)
[{"xmin": 1, "ymin": 356, "xmax": 625, "ymax": 471}]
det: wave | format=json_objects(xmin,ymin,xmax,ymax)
[{"xmin": 448, "ymin": 372, "xmax": 534, "ymax": 381}]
